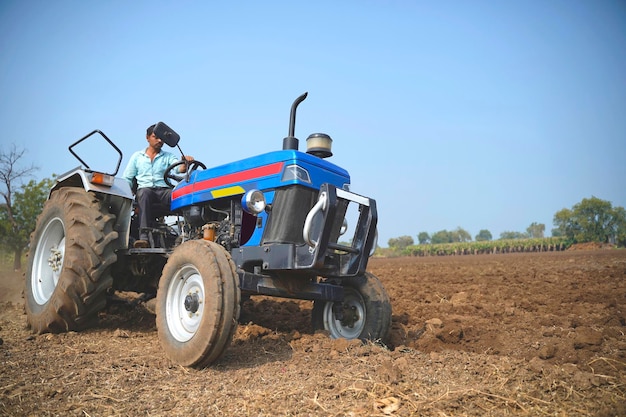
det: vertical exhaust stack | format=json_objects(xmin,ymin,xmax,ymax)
[{"xmin": 282, "ymin": 92, "xmax": 308, "ymax": 151}]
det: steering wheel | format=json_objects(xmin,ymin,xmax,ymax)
[{"xmin": 164, "ymin": 160, "xmax": 207, "ymax": 188}]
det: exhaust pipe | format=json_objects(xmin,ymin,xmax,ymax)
[{"xmin": 282, "ymin": 92, "xmax": 308, "ymax": 151}]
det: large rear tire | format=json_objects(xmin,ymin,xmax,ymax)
[
  {"xmin": 156, "ymin": 240, "xmax": 240, "ymax": 367},
  {"xmin": 312, "ymin": 272, "xmax": 391, "ymax": 342},
  {"xmin": 25, "ymin": 188, "xmax": 118, "ymax": 333}
]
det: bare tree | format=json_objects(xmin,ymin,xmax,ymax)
[{"xmin": 0, "ymin": 144, "xmax": 38, "ymax": 269}]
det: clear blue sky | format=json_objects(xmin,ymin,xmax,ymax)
[{"xmin": 1, "ymin": 1, "xmax": 625, "ymax": 246}]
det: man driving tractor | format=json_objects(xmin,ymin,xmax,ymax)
[{"xmin": 123, "ymin": 124, "xmax": 193, "ymax": 248}]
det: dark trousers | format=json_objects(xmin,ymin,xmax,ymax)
[{"xmin": 136, "ymin": 187, "xmax": 172, "ymax": 239}]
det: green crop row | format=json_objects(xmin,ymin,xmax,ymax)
[{"xmin": 401, "ymin": 237, "xmax": 571, "ymax": 257}]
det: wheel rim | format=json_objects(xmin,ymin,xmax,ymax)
[
  {"xmin": 323, "ymin": 288, "xmax": 366, "ymax": 339},
  {"xmin": 31, "ymin": 217, "xmax": 65, "ymax": 305},
  {"xmin": 165, "ymin": 264, "xmax": 205, "ymax": 342}
]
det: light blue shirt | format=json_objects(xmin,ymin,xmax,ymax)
[{"xmin": 123, "ymin": 149, "xmax": 179, "ymax": 189}]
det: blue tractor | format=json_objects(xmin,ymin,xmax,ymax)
[{"xmin": 24, "ymin": 93, "xmax": 391, "ymax": 367}]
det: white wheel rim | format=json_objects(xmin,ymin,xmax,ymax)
[
  {"xmin": 323, "ymin": 289, "xmax": 366, "ymax": 339},
  {"xmin": 166, "ymin": 264, "xmax": 205, "ymax": 342},
  {"xmin": 31, "ymin": 217, "xmax": 65, "ymax": 305}
]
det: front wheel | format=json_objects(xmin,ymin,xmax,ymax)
[
  {"xmin": 312, "ymin": 272, "xmax": 391, "ymax": 342},
  {"xmin": 156, "ymin": 240, "xmax": 240, "ymax": 367}
]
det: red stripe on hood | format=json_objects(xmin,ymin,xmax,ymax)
[{"xmin": 172, "ymin": 162, "xmax": 284, "ymax": 200}]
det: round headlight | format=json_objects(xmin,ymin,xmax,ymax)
[{"xmin": 242, "ymin": 189, "xmax": 266, "ymax": 214}]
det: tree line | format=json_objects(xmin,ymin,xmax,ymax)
[{"xmin": 388, "ymin": 196, "xmax": 626, "ymax": 251}]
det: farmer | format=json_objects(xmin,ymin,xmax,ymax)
[{"xmin": 123, "ymin": 124, "xmax": 193, "ymax": 248}]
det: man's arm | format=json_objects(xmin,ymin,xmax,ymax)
[
  {"xmin": 167, "ymin": 153, "xmax": 194, "ymax": 173},
  {"xmin": 123, "ymin": 152, "xmax": 138, "ymax": 189},
  {"xmin": 177, "ymin": 155, "xmax": 195, "ymax": 173}
]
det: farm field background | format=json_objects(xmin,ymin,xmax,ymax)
[
  {"xmin": 385, "ymin": 237, "xmax": 571, "ymax": 257},
  {"xmin": 1, "ymin": 248, "xmax": 625, "ymax": 416}
]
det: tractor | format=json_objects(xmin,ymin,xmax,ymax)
[{"xmin": 24, "ymin": 93, "xmax": 391, "ymax": 367}]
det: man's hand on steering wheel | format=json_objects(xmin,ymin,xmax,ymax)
[{"xmin": 164, "ymin": 157, "xmax": 207, "ymax": 188}]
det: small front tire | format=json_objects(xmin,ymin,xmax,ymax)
[
  {"xmin": 156, "ymin": 240, "xmax": 240, "ymax": 367},
  {"xmin": 312, "ymin": 272, "xmax": 391, "ymax": 342}
]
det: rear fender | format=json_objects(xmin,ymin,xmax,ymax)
[
  {"xmin": 49, "ymin": 167, "xmax": 134, "ymax": 249},
  {"xmin": 50, "ymin": 167, "xmax": 134, "ymax": 199}
]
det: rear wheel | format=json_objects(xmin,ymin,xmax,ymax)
[
  {"xmin": 312, "ymin": 272, "xmax": 391, "ymax": 342},
  {"xmin": 156, "ymin": 240, "xmax": 240, "ymax": 367},
  {"xmin": 25, "ymin": 188, "xmax": 118, "ymax": 333}
]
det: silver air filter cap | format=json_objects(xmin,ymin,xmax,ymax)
[{"xmin": 306, "ymin": 133, "xmax": 333, "ymax": 158}]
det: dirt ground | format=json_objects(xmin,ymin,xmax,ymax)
[{"xmin": 1, "ymin": 249, "xmax": 625, "ymax": 416}]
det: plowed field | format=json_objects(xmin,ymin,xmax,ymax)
[{"xmin": 1, "ymin": 249, "xmax": 625, "ymax": 416}]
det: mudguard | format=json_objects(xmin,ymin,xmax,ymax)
[{"xmin": 48, "ymin": 166, "xmax": 134, "ymax": 249}]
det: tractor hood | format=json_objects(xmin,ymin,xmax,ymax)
[{"xmin": 170, "ymin": 149, "xmax": 350, "ymax": 211}]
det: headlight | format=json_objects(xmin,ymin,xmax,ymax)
[
  {"xmin": 242, "ymin": 189, "xmax": 266, "ymax": 214},
  {"xmin": 281, "ymin": 164, "xmax": 311, "ymax": 183}
]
